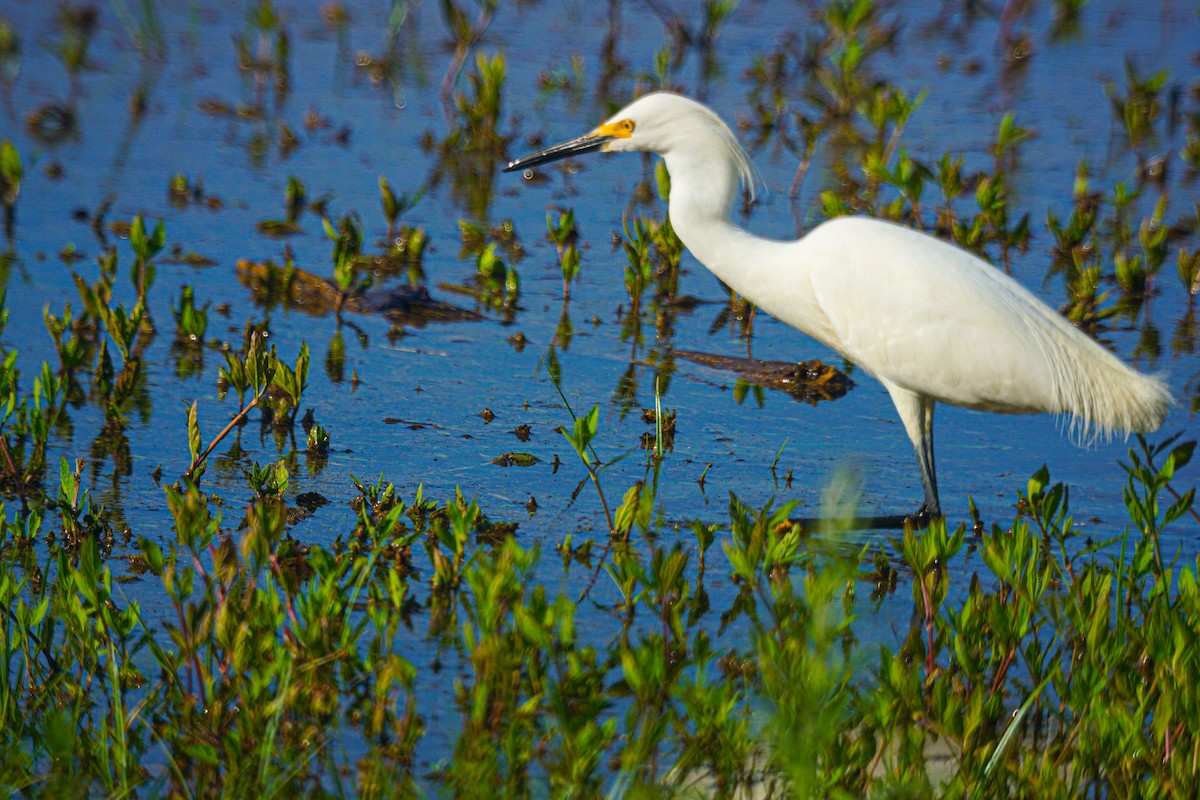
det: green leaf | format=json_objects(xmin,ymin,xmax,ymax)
[
  {"xmin": 149, "ymin": 218, "xmax": 166, "ymax": 257},
  {"xmin": 1164, "ymin": 488, "xmax": 1194, "ymax": 525},
  {"xmin": 130, "ymin": 215, "xmax": 147, "ymax": 258},
  {"xmin": 139, "ymin": 537, "xmax": 165, "ymax": 574},
  {"xmin": 184, "ymin": 743, "xmax": 220, "ymax": 766},
  {"xmin": 43, "ymin": 708, "xmax": 75, "ymax": 760},
  {"xmin": 614, "ymin": 482, "xmax": 644, "ymax": 533},
  {"xmin": 186, "ymin": 400, "xmax": 201, "ymax": 460},
  {"xmin": 1165, "ymin": 440, "xmax": 1195, "ymax": 477},
  {"xmin": 1027, "ymin": 465, "xmax": 1049, "ymax": 501}
]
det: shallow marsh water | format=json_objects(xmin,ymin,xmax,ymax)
[{"xmin": 2, "ymin": 0, "xmax": 1200, "ymax": 783}]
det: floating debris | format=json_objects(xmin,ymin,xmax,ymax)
[
  {"xmin": 236, "ymin": 258, "xmax": 484, "ymax": 325},
  {"xmin": 491, "ymin": 452, "xmax": 538, "ymax": 467},
  {"xmin": 674, "ymin": 350, "xmax": 854, "ymax": 404}
]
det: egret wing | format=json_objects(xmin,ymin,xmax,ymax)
[{"xmin": 804, "ymin": 218, "xmax": 1059, "ymax": 414}]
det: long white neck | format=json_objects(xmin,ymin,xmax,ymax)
[
  {"xmin": 661, "ymin": 149, "xmax": 827, "ymax": 345},
  {"xmin": 663, "ymin": 149, "xmax": 776, "ymax": 289}
]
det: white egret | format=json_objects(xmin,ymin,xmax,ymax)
[{"xmin": 504, "ymin": 92, "xmax": 1171, "ymax": 519}]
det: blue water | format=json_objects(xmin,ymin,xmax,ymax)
[{"xmin": 2, "ymin": 0, "xmax": 1198, "ymax": 774}]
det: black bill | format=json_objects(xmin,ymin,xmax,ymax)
[{"xmin": 503, "ymin": 133, "xmax": 612, "ymax": 173}]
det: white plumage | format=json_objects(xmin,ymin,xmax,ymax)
[{"xmin": 506, "ymin": 92, "xmax": 1171, "ymax": 517}]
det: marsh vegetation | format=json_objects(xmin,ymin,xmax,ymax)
[{"xmin": 1, "ymin": 0, "xmax": 1199, "ymax": 796}]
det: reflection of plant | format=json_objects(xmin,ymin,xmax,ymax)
[
  {"xmin": 1178, "ymin": 205, "xmax": 1200, "ymax": 301},
  {"xmin": 0, "ymin": 311, "xmax": 64, "ymax": 490},
  {"xmin": 323, "ymin": 213, "xmax": 368, "ymax": 316},
  {"xmin": 43, "ymin": 302, "xmax": 89, "ymax": 396},
  {"xmin": 109, "ymin": 0, "xmax": 166, "ymax": 56},
  {"xmin": 547, "ymin": 208, "xmax": 580, "ymax": 299},
  {"xmin": 172, "ymin": 285, "xmax": 210, "ymax": 343},
  {"xmin": 0, "ymin": 139, "xmax": 20, "ymax": 239},
  {"xmin": 235, "ymin": 0, "xmax": 290, "ymax": 95},
  {"xmin": 128, "ymin": 214, "xmax": 165, "ymax": 312},
  {"xmin": 1184, "ymin": 132, "xmax": 1200, "ymax": 172},
  {"xmin": 536, "ymin": 55, "xmax": 585, "ymax": 102},
  {"xmin": 285, "ymin": 175, "xmax": 306, "ymax": 223},
  {"xmin": 53, "ymin": 4, "xmax": 99, "ymax": 81},
  {"xmin": 621, "ymin": 215, "xmax": 682, "ymax": 308},
  {"xmin": 256, "ymin": 177, "xmax": 308, "ymax": 236},
  {"xmin": 439, "ymin": 0, "xmax": 499, "ymax": 111},
  {"xmin": 0, "ymin": 19, "xmax": 19, "ymax": 85},
  {"xmin": 1105, "ymin": 57, "xmax": 1169, "ymax": 149},
  {"xmin": 434, "ymin": 50, "xmax": 509, "ymax": 217},
  {"xmin": 453, "ymin": 51, "xmax": 507, "ymax": 152}
]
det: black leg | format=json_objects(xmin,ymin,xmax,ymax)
[{"xmin": 913, "ymin": 397, "xmax": 941, "ymax": 518}]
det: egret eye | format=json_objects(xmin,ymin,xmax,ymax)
[{"xmin": 621, "ymin": 119, "xmax": 634, "ymax": 134}]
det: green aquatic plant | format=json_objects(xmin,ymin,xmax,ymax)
[
  {"xmin": 245, "ymin": 458, "xmax": 289, "ymax": 500},
  {"xmin": 433, "ymin": 50, "xmax": 508, "ymax": 216},
  {"xmin": 0, "ymin": 396, "xmax": 1198, "ymax": 796},
  {"xmin": 171, "ymin": 285, "xmax": 209, "ymax": 344},
  {"xmin": 392, "ymin": 224, "xmax": 428, "ymax": 276},
  {"xmin": 323, "ymin": 212, "xmax": 367, "ymax": 317},
  {"xmin": 267, "ymin": 340, "xmax": 310, "ymax": 427},
  {"xmin": 42, "ymin": 301, "xmax": 89, "ymax": 390},
  {"xmin": 620, "ymin": 214, "xmax": 682, "ymax": 309},
  {"xmin": 379, "ymin": 176, "xmax": 425, "ymax": 240},
  {"xmin": 1046, "ymin": 162, "xmax": 1100, "ymax": 259},
  {"xmin": 454, "ymin": 50, "xmax": 506, "ymax": 152},
  {"xmin": 546, "ymin": 207, "xmax": 580, "ymax": 299},
  {"xmin": 127, "ymin": 214, "xmax": 164, "ymax": 315},
  {"xmin": 475, "ymin": 242, "xmax": 519, "ymax": 313},
  {"xmin": 0, "ymin": 332, "xmax": 64, "ymax": 492},
  {"xmin": 305, "ymin": 422, "xmax": 330, "ymax": 456},
  {"xmin": 188, "ymin": 335, "xmax": 306, "ymax": 477},
  {"xmin": 1177, "ymin": 203, "xmax": 1200, "ymax": 300}
]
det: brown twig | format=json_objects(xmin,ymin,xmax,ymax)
[
  {"xmin": 0, "ymin": 435, "xmax": 27, "ymax": 501},
  {"xmin": 185, "ymin": 387, "xmax": 268, "ymax": 480}
]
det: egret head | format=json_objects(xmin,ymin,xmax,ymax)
[{"xmin": 504, "ymin": 92, "xmax": 759, "ymax": 200}]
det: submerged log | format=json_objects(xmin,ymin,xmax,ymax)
[{"xmin": 674, "ymin": 349, "xmax": 854, "ymax": 404}]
